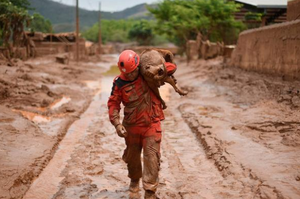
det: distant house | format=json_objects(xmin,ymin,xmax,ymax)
[{"xmin": 232, "ymin": 0, "xmax": 287, "ymax": 27}]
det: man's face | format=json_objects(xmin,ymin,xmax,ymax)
[{"xmin": 124, "ymin": 67, "xmax": 139, "ymax": 81}]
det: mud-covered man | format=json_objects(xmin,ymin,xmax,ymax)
[{"xmin": 107, "ymin": 50, "xmax": 164, "ymax": 199}]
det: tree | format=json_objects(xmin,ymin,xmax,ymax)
[
  {"xmin": 128, "ymin": 20, "xmax": 154, "ymax": 45},
  {"xmin": 9, "ymin": 0, "xmax": 30, "ymax": 9},
  {"xmin": 28, "ymin": 13, "xmax": 52, "ymax": 33},
  {"xmin": 0, "ymin": 0, "xmax": 31, "ymax": 50},
  {"xmin": 82, "ymin": 19, "xmax": 137, "ymax": 44},
  {"xmin": 148, "ymin": 0, "xmax": 245, "ymax": 46}
]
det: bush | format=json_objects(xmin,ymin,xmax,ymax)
[{"xmin": 245, "ymin": 12, "xmax": 263, "ymax": 21}]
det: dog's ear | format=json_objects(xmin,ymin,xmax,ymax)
[{"xmin": 155, "ymin": 49, "xmax": 174, "ymax": 63}]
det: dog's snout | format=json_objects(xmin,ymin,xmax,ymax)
[{"xmin": 158, "ymin": 67, "xmax": 164, "ymax": 76}]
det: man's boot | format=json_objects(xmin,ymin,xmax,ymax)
[
  {"xmin": 144, "ymin": 190, "xmax": 157, "ymax": 199},
  {"xmin": 129, "ymin": 179, "xmax": 140, "ymax": 193}
]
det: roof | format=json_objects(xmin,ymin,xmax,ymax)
[{"xmin": 234, "ymin": 0, "xmax": 287, "ymax": 8}]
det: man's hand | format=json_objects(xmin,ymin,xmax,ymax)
[{"xmin": 115, "ymin": 124, "xmax": 128, "ymax": 138}]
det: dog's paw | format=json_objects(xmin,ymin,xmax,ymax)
[{"xmin": 176, "ymin": 89, "xmax": 188, "ymax": 96}]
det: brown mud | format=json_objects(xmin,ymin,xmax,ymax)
[
  {"xmin": 1, "ymin": 55, "xmax": 300, "ymax": 199},
  {"xmin": 0, "ymin": 54, "xmax": 115, "ymax": 199}
]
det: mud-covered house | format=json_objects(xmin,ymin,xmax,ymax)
[{"xmin": 232, "ymin": 0, "xmax": 287, "ymax": 27}]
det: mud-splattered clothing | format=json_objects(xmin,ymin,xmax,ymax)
[
  {"xmin": 108, "ymin": 75, "xmax": 164, "ymax": 127},
  {"xmin": 107, "ymin": 74, "xmax": 164, "ymax": 192},
  {"xmin": 122, "ymin": 122, "xmax": 162, "ymax": 192}
]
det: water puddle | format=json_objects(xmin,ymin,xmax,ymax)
[
  {"xmin": 13, "ymin": 109, "xmax": 66, "ymax": 124},
  {"xmin": 31, "ymin": 96, "xmax": 72, "ymax": 113},
  {"xmin": 13, "ymin": 110, "xmax": 51, "ymax": 123},
  {"xmin": 50, "ymin": 96, "xmax": 71, "ymax": 110}
]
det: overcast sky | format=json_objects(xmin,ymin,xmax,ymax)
[{"xmin": 51, "ymin": 0, "xmax": 159, "ymax": 12}]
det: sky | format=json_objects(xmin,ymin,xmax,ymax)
[{"xmin": 51, "ymin": 0, "xmax": 159, "ymax": 12}]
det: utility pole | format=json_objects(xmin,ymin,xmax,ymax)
[
  {"xmin": 76, "ymin": 0, "xmax": 79, "ymax": 63},
  {"xmin": 50, "ymin": 26, "xmax": 53, "ymax": 54},
  {"xmin": 98, "ymin": 2, "xmax": 102, "ymax": 55}
]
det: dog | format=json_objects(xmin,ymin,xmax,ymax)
[{"xmin": 139, "ymin": 49, "xmax": 188, "ymax": 109}]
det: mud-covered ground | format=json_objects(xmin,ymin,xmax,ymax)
[
  {"xmin": 0, "ymin": 54, "xmax": 114, "ymax": 199},
  {"xmin": 1, "ymin": 55, "xmax": 300, "ymax": 199}
]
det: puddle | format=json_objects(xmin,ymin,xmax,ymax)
[
  {"xmin": 102, "ymin": 65, "xmax": 119, "ymax": 76},
  {"xmin": 50, "ymin": 96, "xmax": 71, "ymax": 110},
  {"xmin": 31, "ymin": 96, "xmax": 71, "ymax": 113},
  {"xmin": 13, "ymin": 109, "xmax": 67, "ymax": 124},
  {"xmin": 13, "ymin": 110, "xmax": 51, "ymax": 123}
]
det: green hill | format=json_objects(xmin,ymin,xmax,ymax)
[{"xmin": 28, "ymin": 0, "xmax": 152, "ymax": 33}]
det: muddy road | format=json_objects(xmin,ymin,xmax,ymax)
[{"xmin": 1, "ymin": 55, "xmax": 300, "ymax": 199}]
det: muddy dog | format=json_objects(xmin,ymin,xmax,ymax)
[{"xmin": 139, "ymin": 49, "xmax": 188, "ymax": 109}]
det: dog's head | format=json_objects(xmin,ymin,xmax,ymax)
[{"xmin": 140, "ymin": 49, "xmax": 167, "ymax": 81}]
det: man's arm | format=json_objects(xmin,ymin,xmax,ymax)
[
  {"xmin": 108, "ymin": 81, "xmax": 121, "ymax": 127},
  {"xmin": 107, "ymin": 81, "xmax": 128, "ymax": 137}
]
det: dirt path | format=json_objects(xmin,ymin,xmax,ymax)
[
  {"xmin": 0, "ymin": 54, "xmax": 115, "ymax": 199},
  {"xmin": 2, "ymin": 55, "xmax": 300, "ymax": 199},
  {"xmin": 22, "ymin": 75, "xmax": 234, "ymax": 199},
  {"xmin": 176, "ymin": 58, "xmax": 300, "ymax": 199}
]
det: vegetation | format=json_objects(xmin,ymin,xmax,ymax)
[
  {"xmin": 0, "ymin": 0, "xmax": 31, "ymax": 48},
  {"xmin": 147, "ymin": 0, "xmax": 246, "ymax": 45},
  {"xmin": 245, "ymin": 12, "xmax": 263, "ymax": 21},
  {"xmin": 28, "ymin": 12, "xmax": 52, "ymax": 33},
  {"xmin": 82, "ymin": 19, "xmax": 169, "ymax": 45},
  {"xmin": 9, "ymin": 0, "xmax": 31, "ymax": 9},
  {"xmin": 83, "ymin": 20, "xmax": 136, "ymax": 43},
  {"xmin": 128, "ymin": 20, "xmax": 154, "ymax": 45}
]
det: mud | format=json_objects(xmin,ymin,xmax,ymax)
[
  {"xmin": 0, "ymin": 54, "xmax": 114, "ymax": 199},
  {"xmin": 177, "ymin": 58, "xmax": 300, "ymax": 199},
  {"xmin": 1, "ymin": 54, "xmax": 300, "ymax": 199}
]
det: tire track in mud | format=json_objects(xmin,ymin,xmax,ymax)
[
  {"xmin": 174, "ymin": 59, "xmax": 300, "ymax": 199},
  {"xmin": 158, "ymin": 108, "xmax": 226, "ymax": 199},
  {"xmin": 22, "ymin": 76, "xmax": 129, "ymax": 199},
  {"xmin": 157, "ymin": 97, "xmax": 261, "ymax": 199}
]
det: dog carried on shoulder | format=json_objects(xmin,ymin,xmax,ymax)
[{"xmin": 139, "ymin": 48, "xmax": 188, "ymax": 109}]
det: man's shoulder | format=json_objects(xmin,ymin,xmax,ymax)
[{"xmin": 113, "ymin": 75, "xmax": 137, "ymax": 89}]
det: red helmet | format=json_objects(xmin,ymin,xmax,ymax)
[{"xmin": 118, "ymin": 50, "xmax": 140, "ymax": 74}]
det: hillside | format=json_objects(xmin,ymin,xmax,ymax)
[{"xmin": 28, "ymin": 0, "xmax": 152, "ymax": 33}]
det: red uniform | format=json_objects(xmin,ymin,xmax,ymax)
[{"xmin": 107, "ymin": 74, "xmax": 164, "ymax": 192}]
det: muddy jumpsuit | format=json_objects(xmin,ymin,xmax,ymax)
[{"xmin": 108, "ymin": 74, "xmax": 164, "ymax": 192}]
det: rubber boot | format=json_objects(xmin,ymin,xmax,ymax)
[
  {"xmin": 129, "ymin": 179, "xmax": 140, "ymax": 193},
  {"xmin": 144, "ymin": 190, "xmax": 157, "ymax": 199}
]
